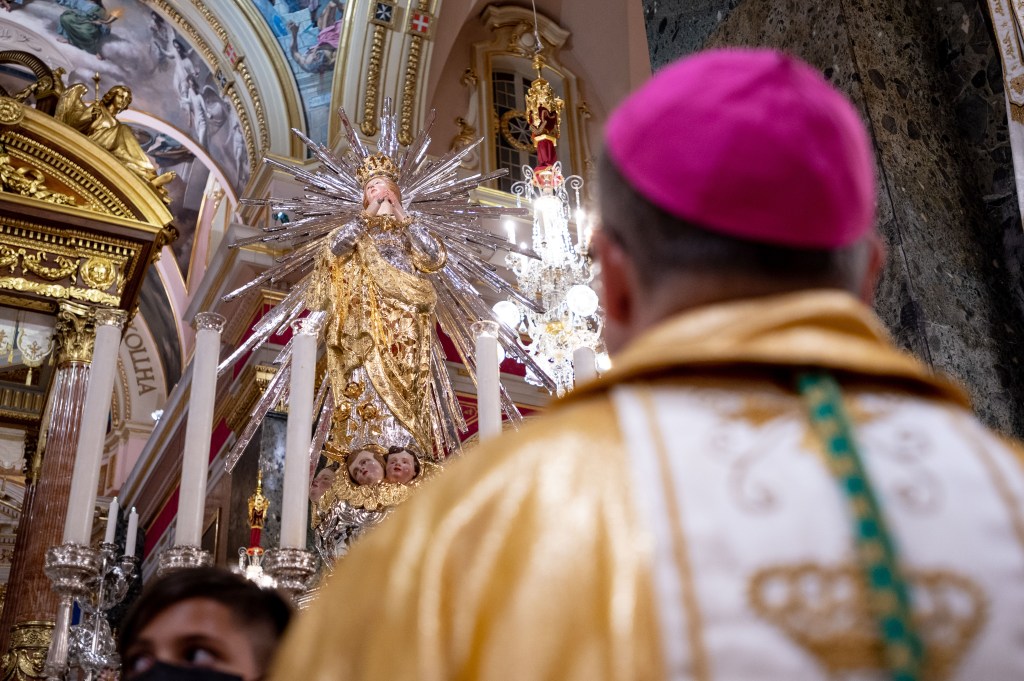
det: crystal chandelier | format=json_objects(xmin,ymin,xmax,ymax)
[{"xmin": 496, "ymin": 56, "xmax": 601, "ymax": 396}]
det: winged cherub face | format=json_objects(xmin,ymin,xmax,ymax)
[
  {"xmin": 348, "ymin": 449, "xmax": 384, "ymax": 486},
  {"xmin": 384, "ymin": 449, "xmax": 418, "ymax": 485}
]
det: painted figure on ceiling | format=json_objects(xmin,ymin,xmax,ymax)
[{"xmin": 56, "ymin": 0, "xmax": 118, "ymax": 58}]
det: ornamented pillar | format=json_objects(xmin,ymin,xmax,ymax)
[{"xmin": 0, "ymin": 302, "xmax": 97, "ymax": 679}]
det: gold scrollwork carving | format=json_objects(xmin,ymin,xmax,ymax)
[
  {"xmin": 1, "ymin": 130, "xmax": 132, "ymax": 217},
  {"xmin": 54, "ymin": 302, "xmax": 95, "ymax": 364},
  {"xmin": 0, "ymin": 621, "xmax": 53, "ymax": 681},
  {"xmin": 448, "ymin": 116, "xmax": 477, "ymax": 153},
  {"xmin": 399, "ymin": 34, "xmax": 423, "ymax": 146},
  {"xmin": 0, "ymin": 97, "xmax": 24, "ymax": 126},
  {"xmin": 0, "ymin": 152, "xmax": 75, "ymax": 206},
  {"xmin": 22, "ymin": 253, "xmax": 79, "ymax": 281},
  {"xmin": 0, "ymin": 220, "xmax": 134, "ymax": 299},
  {"xmin": 0, "ymin": 247, "xmax": 19, "ymax": 272},
  {"xmin": 80, "ymin": 256, "xmax": 117, "ymax": 290},
  {"xmin": 361, "ymin": 25, "xmax": 388, "ymax": 136}
]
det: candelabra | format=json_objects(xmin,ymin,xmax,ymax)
[
  {"xmin": 43, "ymin": 542, "xmax": 138, "ymax": 681},
  {"xmin": 262, "ymin": 547, "xmax": 318, "ymax": 603},
  {"xmin": 502, "ymin": 163, "xmax": 601, "ymax": 395},
  {"xmin": 156, "ymin": 544, "xmax": 213, "ymax": 576}
]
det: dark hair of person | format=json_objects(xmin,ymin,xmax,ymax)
[
  {"xmin": 596, "ymin": 152, "xmax": 870, "ymax": 293},
  {"xmin": 117, "ymin": 567, "xmax": 292, "ymax": 671},
  {"xmin": 386, "ymin": 445, "xmax": 421, "ymax": 476}
]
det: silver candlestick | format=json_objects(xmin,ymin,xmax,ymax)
[
  {"xmin": 262, "ymin": 547, "xmax": 317, "ymax": 603},
  {"xmin": 71, "ymin": 543, "xmax": 138, "ymax": 681},
  {"xmin": 156, "ymin": 544, "xmax": 213, "ymax": 576},
  {"xmin": 43, "ymin": 541, "xmax": 136, "ymax": 681}
]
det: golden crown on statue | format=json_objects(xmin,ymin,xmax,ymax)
[
  {"xmin": 748, "ymin": 563, "xmax": 986, "ymax": 680},
  {"xmin": 356, "ymin": 152, "xmax": 400, "ymax": 186}
]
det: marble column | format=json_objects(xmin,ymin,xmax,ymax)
[
  {"xmin": 643, "ymin": 0, "xmax": 1024, "ymax": 437},
  {"xmin": 0, "ymin": 436, "xmax": 39, "ymax": 655},
  {"xmin": 0, "ymin": 303, "xmax": 98, "ymax": 679},
  {"xmin": 228, "ymin": 413, "xmax": 287, "ymax": 555}
]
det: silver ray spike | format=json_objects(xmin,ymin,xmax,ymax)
[{"xmin": 338, "ymin": 107, "xmax": 368, "ymax": 159}]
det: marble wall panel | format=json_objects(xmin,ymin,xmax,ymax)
[{"xmin": 641, "ymin": 0, "xmax": 1024, "ymax": 435}]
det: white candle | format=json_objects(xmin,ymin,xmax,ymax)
[
  {"xmin": 280, "ymin": 319, "xmax": 320, "ymax": 549},
  {"xmin": 175, "ymin": 312, "xmax": 226, "ymax": 547},
  {"xmin": 104, "ymin": 496, "xmax": 118, "ymax": 545},
  {"xmin": 473, "ymin": 321, "xmax": 501, "ymax": 441},
  {"xmin": 125, "ymin": 507, "xmax": 138, "ymax": 556},
  {"xmin": 63, "ymin": 309, "xmax": 127, "ymax": 545},
  {"xmin": 573, "ymin": 346, "xmax": 597, "ymax": 386}
]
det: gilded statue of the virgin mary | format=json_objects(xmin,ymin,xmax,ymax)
[{"xmin": 217, "ymin": 100, "xmax": 556, "ymax": 560}]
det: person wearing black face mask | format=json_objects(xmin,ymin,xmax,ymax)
[{"xmin": 117, "ymin": 567, "xmax": 292, "ymax": 681}]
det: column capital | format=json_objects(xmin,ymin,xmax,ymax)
[
  {"xmin": 192, "ymin": 312, "xmax": 226, "ymax": 333},
  {"xmin": 94, "ymin": 308, "xmax": 128, "ymax": 330},
  {"xmin": 290, "ymin": 317, "xmax": 322, "ymax": 336},
  {"xmin": 53, "ymin": 303, "xmax": 95, "ymax": 365}
]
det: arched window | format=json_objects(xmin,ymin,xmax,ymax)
[{"xmin": 491, "ymin": 68, "xmax": 538, "ymax": 192}]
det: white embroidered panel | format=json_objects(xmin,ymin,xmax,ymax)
[{"xmin": 614, "ymin": 383, "xmax": 1024, "ymax": 681}]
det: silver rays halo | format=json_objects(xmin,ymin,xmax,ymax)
[{"xmin": 216, "ymin": 99, "xmax": 555, "ymax": 472}]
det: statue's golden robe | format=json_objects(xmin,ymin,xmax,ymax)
[
  {"xmin": 272, "ymin": 291, "xmax": 1024, "ymax": 681},
  {"xmin": 307, "ymin": 224, "xmax": 437, "ymax": 457}
]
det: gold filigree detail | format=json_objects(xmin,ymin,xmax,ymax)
[
  {"xmin": 313, "ymin": 233, "xmax": 437, "ymax": 456},
  {"xmin": 0, "ymin": 621, "xmax": 53, "ymax": 681},
  {"xmin": 54, "ymin": 302, "xmax": 96, "ymax": 364},
  {"xmin": 749, "ymin": 563, "xmax": 986, "ymax": 679},
  {"xmin": 361, "ymin": 24, "xmax": 388, "ymax": 136},
  {"xmin": 362, "ymin": 213, "xmax": 411, "ymax": 234},
  {"xmin": 0, "ymin": 97, "xmax": 24, "ymax": 126},
  {"xmin": 80, "ymin": 256, "xmax": 117, "ymax": 290}
]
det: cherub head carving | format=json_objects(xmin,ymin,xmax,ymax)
[
  {"xmin": 384, "ymin": 446, "xmax": 421, "ymax": 485},
  {"xmin": 347, "ymin": 446, "xmax": 385, "ymax": 486}
]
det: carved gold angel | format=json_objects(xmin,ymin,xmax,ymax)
[{"xmin": 54, "ymin": 80, "xmax": 174, "ymax": 202}]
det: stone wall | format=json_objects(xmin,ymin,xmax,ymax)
[{"xmin": 642, "ymin": 0, "xmax": 1024, "ymax": 435}]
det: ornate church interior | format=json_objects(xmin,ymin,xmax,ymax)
[{"xmin": 0, "ymin": 0, "xmax": 1021, "ymax": 678}]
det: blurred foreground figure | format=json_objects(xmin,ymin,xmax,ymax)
[
  {"xmin": 119, "ymin": 567, "xmax": 291, "ymax": 681},
  {"xmin": 270, "ymin": 49, "xmax": 1024, "ymax": 681}
]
